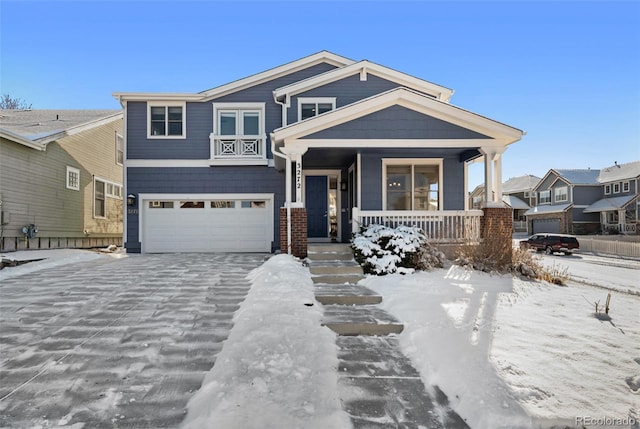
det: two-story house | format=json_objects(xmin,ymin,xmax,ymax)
[
  {"xmin": 0, "ymin": 109, "xmax": 124, "ymax": 251},
  {"xmin": 114, "ymin": 51, "xmax": 524, "ymax": 255},
  {"xmin": 525, "ymin": 169, "xmax": 601, "ymax": 234},
  {"xmin": 584, "ymin": 160, "xmax": 640, "ymax": 234}
]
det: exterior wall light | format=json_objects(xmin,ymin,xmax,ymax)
[{"xmin": 127, "ymin": 194, "xmax": 137, "ymax": 207}]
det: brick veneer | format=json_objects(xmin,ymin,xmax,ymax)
[
  {"xmin": 279, "ymin": 207, "xmax": 308, "ymax": 258},
  {"xmin": 481, "ymin": 207, "xmax": 513, "ymax": 265}
]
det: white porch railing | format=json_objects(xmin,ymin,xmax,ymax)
[
  {"xmin": 210, "ymin": 135, "xmax": 266, "ymax": 159},
  {"xmin": 603, "ymin": 222, "xmax": 637, "ymax": 234},
  {"xmin": 352, "ymin": 208, "xmax": 483, "ymax": 242},
  {"xmin": 513, "ymin": 220, "xmax": 528, "ymax": 232}
]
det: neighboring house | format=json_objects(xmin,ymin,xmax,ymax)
[
  {"xmin": 469, "ymin": 174, "xmax": 540, "ymax": 233},
  {"xmin": 524, "ymin": 169, "xmax": 601, "ymax": 235},
  {"xmin": 584, "ymin": 161, "xmax": 640, "ymax": 234},
  {"xmin": 0, "ymin": 110, "xmax": 124, "ymax": 251},
  {"xmin": 114, "ymin": 51, "xmax": 524, "ymax": 255},
  {"xmin": 502, "ymin": 174, "xmax": 541, "ymax": 232}
]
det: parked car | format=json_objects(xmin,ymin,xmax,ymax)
[{"xmin": 520, "ymin": 234, "xmax": 580, "ymax": 255}]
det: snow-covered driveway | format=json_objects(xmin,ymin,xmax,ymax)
[{"xmin": 0, "ymin": 253, "xmax": 266, "ymax": 428}]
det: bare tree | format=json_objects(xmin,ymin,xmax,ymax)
[{"xmin": 0, "ymin": 94, "xmax": 32, "ymax": 109}]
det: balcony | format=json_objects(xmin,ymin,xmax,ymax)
[{"xmin": 209, "ymin": 134, "xmax": 267, "ymax": 165}]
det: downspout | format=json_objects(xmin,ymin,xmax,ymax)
[
  {"xmin": 273, "ymin": 94, "xmax": 292, "ymax": 254},
  {"xmin": 117, "ymin": 95, "xmax": 128, "ymax": 249}
]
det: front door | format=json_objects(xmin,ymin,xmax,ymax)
[{"xmin": 306, "ymin": 176, "xmax": 328, "ymax": 238}]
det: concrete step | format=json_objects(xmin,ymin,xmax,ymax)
[
  {"xmin": 308, "ymin": 243, "xmax": 352, "ymax": 254},
  {"xmin": 307, "ymin": 252, "xmax": 355, "ymax": 261},
  {"xmin": 322, "ymin": 305, "xmax": 404, "ymax": 336},
  {"xmin": 309, "ymin": 265, "xmax": 363, "ymax": 275},
  {"xmin": 311, "ymin": 274, "xmax": 365, "ymax": 284},
  {"xmin": 314, "ymin": 284, "xmax": 381, "ymax": 305}
]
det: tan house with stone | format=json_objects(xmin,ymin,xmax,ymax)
[{"xmin": 0, "ymin": 110, "xmax": 123, "ymax": 251}]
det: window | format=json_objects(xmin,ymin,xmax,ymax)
[
  {"xmin": 613, "ymin": 182, "xmax": 620, "ymax": 193},
  {"xmin": 623, "ymin": 181, "xmax": 630, "ymax": 192},
  {"xmin": 554, "ymin": 186, "xmax": 568, "ymax": 203},
  {"xmin": 241, "ymin": 200, "xmax": 266, "ymax": 208},
  {"xmin": 211, "ymin": 103, "xmax": 266, "ymax": 160},
  {"xmin": 383, "ymin": 160, "xmax": 441, "ymax": 211},
  {"xmin": 539, "ymin": 190, "xmax": 551, "ymax": 204},
  {"xmin": 150, "ymin": 201, "xmax": 174, "ymax": 208},
  {"xmin": 148, "ymin": 103, "xmax": 185, "ymax": 138},
  {"xmin": 115, "ymin": 133, "xmax": 124, "ymax": 165},
  {"xmin": 94, "ymin": 179, "xmax": 105, "ymax": 218},
  {"xmin": 298, "ymin": 97, "xmax": 336, "ymax": 121},
  {"xmin": 106, "ymin": 182, "xmax": 122, "ymax": 199},
  {"xmin": 604, "ymin": 184, "xmax": 611, "ymax": 195},
  {"xmin": 180, "ymin": 201, "xmax": 205, "ymax": 208},
  {"xmin": 66, "ymin": 166, "xmax": 80, "ymax": 190},
  {"xmin": 211, "ymin": 200, "xmax": 235, "ymax": 208}
]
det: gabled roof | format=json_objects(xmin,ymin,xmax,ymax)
[
  {"xmin": 0, "ymin": 109, "xmax": 122, "ymax": 149},
  {"xmin": 273, "ymin": 60, "xmax": 453, "ymax": 103},
  {"xmin": 597, "ymin": 160, "xmax": 640, "ymax": 183},
  {"xmin": 583, "ymin": 194, "xmax": 638, "ymax": 213},
  {"xmin": 113, "ymin": 51, "xmax": 355, "ymax": 103},
  {"xmin": 502, "ymin": 174, "xmax": 541, "ymax": 193},
  {"xmin": 271, "ymin": 87, "xmax": 524, "ymax": 145},
  {"xmin": 534, "ymin": 168, "xmax": 600, "ymax": 191},
  {"xmin": 524, "ymin": 203, "xmax": 573, "ymax": 216},
  {"xmin": 502, "ymin": 195, "xmax": 530, "ymax": 209}
]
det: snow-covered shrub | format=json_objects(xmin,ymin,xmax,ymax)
[{"xmin": 352, "ymin": 224, "xmax": 443, "ymax": 275}]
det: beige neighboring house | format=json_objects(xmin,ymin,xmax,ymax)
[{"xmin": 0, "ymin": 109, "xmax": 123, "ymax": 251}]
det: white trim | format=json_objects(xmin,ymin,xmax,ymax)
[
  {"xmin": 0, "ymin": 129, "xmax": 46, "ymax": 150},
  {"xmin": 273, "ymin": 88, "xmax": 524, "ymax": 146},
  {"xmin": 284, "ymin": 139, "xmax": 507, "ymax": 152},
  {"xmin": 357, "ymin": 152, "xmax": 362, "ymax": 210},
  {"xmin": 137, "ymin": 192, "xmax": 274, "ymax": 253},
  {"xmin": 273, "ymin": 60, "xmax": 454, "ymax": 102},
  {"xmin": 114, "ymin": 51, "xmax": 354, "ymax": 102},
  {"xmin": 93, "ymin": 177, "xmax": 107, "ymax": 219},
  {"xmin": 297, "ymin": 97, "xmax": 336, "ymax": 121},
  {"xmin": 622, "ymin": 181, "xmax": 630, "ymax": 192},
  {"xmin": 66, "ymin": 166, "xmax": 80, "ymax": 191},
  {"xmin": 147, "ymin": 102, "xmax": 186, "ymax": 139},
  {"xmin": 538, "ymin": 190, "xmax": 551, "ymax": 205},
  {"xmin": 554, "ymin": 185, "xmax": 568, "ymax": 203},
  {"xmin": 126, "ymin": 159, "xmax": 275, "ymax": 168},
  {"xmin": 604, "ymin": 183, "xmax": 611, "ymax": 195},
  {"xmin": 122, "ymin": 101, "xmax": 128, "ymax": 244},
  {"xmin": 382, "ymin": 158, "xmax": 444, "ymax": 211},
  {"xmin": 115, "ymin": 132, "xmax": 124, "ymax": 166},
  {"xmin": 613, "ymin": 182, "xmax": 621, "ymax": 193}
]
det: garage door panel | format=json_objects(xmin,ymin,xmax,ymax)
[
  {"xmin": 532, "ymin": 218, "xmax": 561, "ymax": 234},
  {"xmin": 142, "ymin": 197, "xmax": 272, "ymax": 253}
]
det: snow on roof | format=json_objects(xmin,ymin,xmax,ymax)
[
  {"xmin": 597, "ymin": 160, "xmax": 640, "ymax": 183},
  {"xmin": 0, "ymin": 109, "xmax": 121, "ymax": 141},
  {"xmin": 554, "ymin": 169, "xmax": 601, "ymax": 185},
  {"xmin": 502, "ymin": 174, "xmax": 541, "ymax": 193},
  {"xmin": 583, "ymin": 194, "xmax": 638, "ymax": 213},
  {"xmin": 524, "ymin": 203, "xmax": 572, "ymax": 216},
  {"xmin": 502, "ymin": 195, "xmax": 530, "ymax": 209}
]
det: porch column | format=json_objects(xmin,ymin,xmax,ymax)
[
  {"xmin": 480, "ymin": 146, "xmax": 506, "ymax": 207},
  {"xmin": 618, "ymin": 209, "xmax": 626, "ymax": 234}
]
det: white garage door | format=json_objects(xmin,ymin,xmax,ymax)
[{"xmin": 141, "ymin": 195, "xmax": 273, "ymax": 253}]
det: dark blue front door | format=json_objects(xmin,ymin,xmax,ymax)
[{"xmin": 306, "ymin": 176, "xmax": 328, "ymax": 238}]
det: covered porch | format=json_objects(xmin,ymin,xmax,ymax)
[{"xmin": 584, "ymin": 195, "xmax": 639, "ymax": 235}]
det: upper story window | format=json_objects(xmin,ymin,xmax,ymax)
[
  {"xmin": 66, "ymin": 166, "xmax": 80, "ymax": 191},
  {"xmin": 211, "ymin": 103, "xmax": 266, "ymax": 163},
  {"xmin": 147, "ymin": 102, "xmax": 186, "ymax": 138},
  {"xmin": 383, "ymin": 159, "xmax": 442, "ymax": 211},
  {"xmin": 539, "ymin": 190, "xmax": 551, "ymax": 205},
  {"xmin": 298, "ymin": 97, "xmax": 336, "ymax": 121},
  {"xmin": 613, "ymin": 182, "xmax": 620, "ymax": 193},
  {"xmin": 622, "ymin": 181, "xmax": 630, "ymax": 192},
  {"xmin": 554, "ymin": 186, "xmax": 568, "ymax": 203},
  {"xmin": 604, "ymin": 184, "xmax": 611, "ymax": 195},
  {"xmin": 115, "ymin": 132, "xmax": 124, "ymax": 165}
]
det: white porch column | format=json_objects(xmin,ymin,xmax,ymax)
[
  {"xmin": 294, "ymin": 152, "xmax": 303, "ymax": 205},
  {"xmin": 618, "ymin": 209, "xmax": 626, "ymax": 233},
  {"xmin": 480, "ymin": 146, "xmax": 506, "ymax": 207},
  {"xmin": 281, "ymin": 144, "xmax": 308, "ymax": 208}
]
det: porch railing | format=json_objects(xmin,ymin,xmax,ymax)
[
  {"xmin": 513, "ymin": 220, "xmax": 528, "ymax": 233},
  {"xmin": 351, "ymin": 208, "xmax": 483, "ymax": 242},
  {"xmin": 209, "ymin": 134, "xmax": 266, "ymax": 160},
  {"xmin": 603, "ymin": 222, "xmax": 637, "ymax": 234}
]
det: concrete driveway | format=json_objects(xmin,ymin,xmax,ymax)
[{"xmin": 0, "ymin": 253, "xmax": 267, "ymax": 428}]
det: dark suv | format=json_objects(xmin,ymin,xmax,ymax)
[{"xmin": 520, "ymin": 234, "xmax": 580, "ymax": 255}]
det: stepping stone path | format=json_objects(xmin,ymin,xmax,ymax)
[{"xmin": 308, "ymin": 243, "xmax": 469, "ymax": 428}]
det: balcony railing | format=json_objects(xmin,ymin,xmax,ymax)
[
  {"xmin": 210, "ymin": 134, "xmax": 266, "ymax": 161},
  {"xmin": 352, "ymin": 208, "xmax": 483, "ymax": 242}
]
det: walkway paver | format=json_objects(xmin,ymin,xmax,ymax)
[{"xmin": 0, "ymin": 253, "xmax": 265, "ymax": 428}]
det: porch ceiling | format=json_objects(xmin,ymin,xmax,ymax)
[{"xmin": 302, "ymin": 148, "xmax": 358, "ymax": 169}]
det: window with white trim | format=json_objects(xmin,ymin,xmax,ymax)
[
  {"xmin": 613, "ymin": 182, "xmax": 620, "ymax": 193},
  {"xmin": 298, "ymin": 97, "xmax": 336, "ymax": 121},
  {"xmin": 66, "ymin": 166, "xmax": 80, "ymax": 191},
  {"xmin": 106, "ymin": 182, "xmax": 123, "ymax": 199},
  {"xmin": 554, "ymin": 186, "xmax": 568, "ymax": 203},
  {"xmin": 148, "ymin": 102, "xmax": 185, "ymax": 138},
  {"xmin": 622, "ymin": 181, "xmax": 630, "ymax": 192},
  {"xmin": 604, "ymin": 184, "xmax": 611, "ymax": 195},
  {"xmin": 211, "ymin": 103, "xmax": 266, "ymax": 160},
  {"xmin": 539, "ymin": 190, "xmax": 551, "ymax": 204},
  {"xmin": 94, "ymin": 178, "xmax": 106, "ymax": 218},
  {"xmin": 383, "ymin": 159, "xmax": 441, "ymax": 211},
  {"xmin": 115, "ymin": 133, "xmax": 124, "ymax": 165}
]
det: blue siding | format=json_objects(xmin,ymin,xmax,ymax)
[
  {"xmin": 127, "ymin": 62, "xmax": 337, "ymax": 160},
  {"xmin": 572, "ymin": 207, "xmax": 600, "ymax": 223},
  {"xmin": 359, "ymin": 149, "xmax": 466, "ymax": 211},
  {"xmin": 126, "ymin": 166, "xmax": 284, "ymax": 250},
  {"xmin": 573, "ymin": 185, "xmax": 603, "ymax": 205},
  {"xmin": 302, "ymin": 106, "xmax": 490, "ymax": 140}
]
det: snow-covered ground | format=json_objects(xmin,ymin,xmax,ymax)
[{"xmin": 2, "ymin": 249, "xmax": 638, "ymax": 428}]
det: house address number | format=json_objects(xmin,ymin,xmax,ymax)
[{"xmin": 295, "ymin": 161, "xmax": 302, "ymax": 189}]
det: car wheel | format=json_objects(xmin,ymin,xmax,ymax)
[
  {"xmin": 564, "ymin": 251, "xmax": 572, "ymax": 256},
  {"xmin": 545, "ymin": 246, "xmax": 553, "ymax": 255}
]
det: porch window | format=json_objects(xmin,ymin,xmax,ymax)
[
  {"xmin": 539, "ymin": 190, "xmax": 551, "ymax": 204},
  {"xmin": 554, "ymin": 186, "xmax": 568, "ymax": 203},
  {"xmin": 383, "ymin": 160, "xmax": 441, "ymax": 211},
  {"xmin": 148, "ymin": 103, "xmax": 185, "ymax": 138},
  {"xmin": 298, "ymin": 97, "xmax": 336, "ymax": 121},
  {"xmin": 211, "ymin": 103, "xmax": 266, "ymax": 161}
]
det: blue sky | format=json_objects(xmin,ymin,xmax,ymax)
[{"xmin": 1, "ymin": 0, "xmax": 639, "ymax": 188}]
